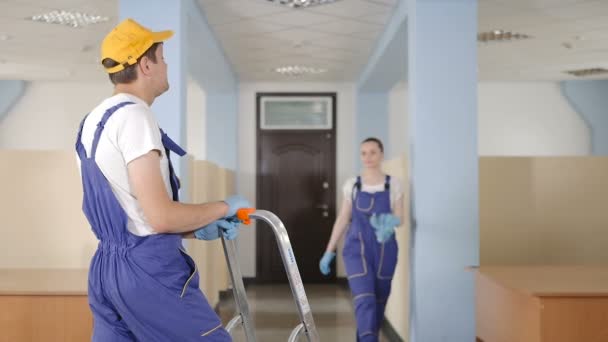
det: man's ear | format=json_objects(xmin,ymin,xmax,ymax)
[{"xmin": 138, "ymin": 56, "xmax": 152, "ymax": 77}]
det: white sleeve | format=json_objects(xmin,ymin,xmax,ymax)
[
  {"xmin": 342, "ymin": 177, "xmax": 357, "ymax": 203},
  {"xmin": 391, "ymin": 177, "xmax": 404, "ymax": 204},
  {"xmin": 115, "ymin": 106, "xmax": 164, "ymax": 164}
]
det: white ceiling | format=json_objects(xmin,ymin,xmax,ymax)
[
  {"xmin": 479, "ymin": 0, "xmax": 608, "ymax": 80},
  {"xmin": 0, "ymin": 0, "xmax": 115, "ymax": 81},
  {"xmin": 197, "ymin": 0, "xmax": 397, "ymax": 82},
  {"xmin": 1, "ymin": 0, "xmax": 608, "ymax": 82}
]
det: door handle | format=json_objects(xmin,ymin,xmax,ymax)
[{"xmin": 315, "ymin": 204, "xmax": 329, "ymax": 210}]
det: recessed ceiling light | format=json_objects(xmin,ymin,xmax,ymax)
[
  {"xmin": 265, "ymin": 0, "xmax": 342, "ymax": 9},
  {"xmin": 274, "ymin": 65, "xmax": 328, "ymax": 76},
  {"xmin": 478, "ymin": 30, "xmax": 532, "ymax": 43},
  {"xmin": 564, "ymin": 68, "xmax": 608, "ymax": 77},
  {"xmin": 29, "ymin": 10, "xmax": 109, "ymax": 28}
]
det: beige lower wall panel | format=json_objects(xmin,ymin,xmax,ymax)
[
  {"xmin": 479, "ymin": 157, "xmax": 542, "ymax": 265},
  {"xmin": 186, "ymin": 160, "xmax": 233, "ymax": 307},
  {"xmin": 480, "ymin": 157, "xmax": 608, "ymax": 265},
  {"xmin": 0, "ymin": 150, "xmax": 97, "ymax": 269},
  {"xmin": 532, "ymin": 158, "xmax": 608, "ymax": 264},
  {"xmin": 0, "ymin": 151, "xmax": 230, "ymax": 308},
  {"xmin": 382, "ymin": 156, "xmax": 410, "ymax": 340}
]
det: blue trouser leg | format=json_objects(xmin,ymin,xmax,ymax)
[
  {"xmin": 352, "ymin": 292, "xmax": 379, "ymax": 342},
  {"xmin": 89, "ymin": 291, "xmax": 137, "ymax": 342},
  {"xmin": 375, "ymin": 277, "xmax": 392, "ymax": 330},
  {"xmin": 344, "ymin": 236, "xmax": 379, "ymax": 342},
  {"xmin": 89, "ymin": 247, "xmax": 231, "ymax": 342}
]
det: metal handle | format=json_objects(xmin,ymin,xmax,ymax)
[
  {"xmin": 288, "ymin": 323, "xmax": 305, "ymax": 342},
  {"xmin": 249, "ymin": 210, "xmax": 321, "ymax": 342},
  {"xmin": 225, "ymin": 315, "xmax": 243, "ymax": 333},
  {"xmin": 315, "ymin": 204, "xmax": 328, "ymax": 210},
  {"xmin": 221, "ymin": 237, "xmax": 257, "ymax": 341}
]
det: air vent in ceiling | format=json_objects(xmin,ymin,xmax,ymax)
[
  {"xmin": 564, "ymin": 68, "xmax": 608, "ymax": 77},
  {"xmin": 265, "ymin": 0, "xmax": 341, "ymax": 8},
  {"xmin": 478, "ymin": 30, "xmax": 532, "ymax": 43}
]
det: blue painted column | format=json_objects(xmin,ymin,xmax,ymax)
[
  {"xmin": 119, "ymin": 0, "xmax": 188, "ymax": 186},
  {"xmin": 407, "ymin": 0, "xmax": 478, "ymax": 341},
  {"xmin": 356, "ymin": 90, "xmax": 389, "ymax": 169},
  {"xmin": 206, "ymin": 90, "xmax": 238, "ymax": 170},
  {"xmin": 561, "ymin": 80, "xmax": 608, "ymax": 155},
  {"xmin": 0, "ymin": 80, "xmax": 25, "ymax": 120}
]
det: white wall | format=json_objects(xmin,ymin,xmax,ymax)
[
  {"xmin": 388, "ymin": 82, "xmax": 409, "ymax": 159},
  {"xmin": 186, "ymin": 78, "xmax": 206, "ymax": 160},
  {"xmin": 479, "ymin": 82, "xmax": 591, "ymax": 155},
  {"xmin": 389, "ymin": 81, "xmax": 592, "ymax": 156},
  {"xmin": 238, "ymin": 82, "xmax": 357, "ymax": 277},
  {"xmin": 0, "ymin": 81, "xmax": 112, "ymax": 150}
]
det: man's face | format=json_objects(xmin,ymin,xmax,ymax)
[{"xmin": 150, "ymin": 44, "xmax": 169, "ymax": 95}]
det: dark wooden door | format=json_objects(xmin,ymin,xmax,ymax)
[{"xmin": 256, "ymin": 94, "xmax": 336, "ymax": 284}]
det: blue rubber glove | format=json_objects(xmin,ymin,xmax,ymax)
[
  {"xmin": 217, "ymin": 218, "xmax": 242, "ymax": 240},
  {"xmin": 319, "ymin": 251, "xmax": 336, "ymax": 276},
  {"xmin": 223, "ymin": 195, "xmax": 251, "ymax": 218},
  {"xmin": 370, "ymin": 213, "xmax": 401, "ymax": 243},
  {"xmin": 194, "ymin": 218, "xmax": 243, "ymax": 241},
  {"xmin": 194, "ymin": 221, "xmax": 221, "ymax": 241}
]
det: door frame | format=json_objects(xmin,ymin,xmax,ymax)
[{"xmin": 255, "ymin": 92, "xmax": 338, "ymax": 283}]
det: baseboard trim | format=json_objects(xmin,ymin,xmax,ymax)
[
  {"xmin": 243, "ymin": 277, "xmax": 256, "ymax": 287},
  {"xmin": 337, "ymin": 277, "xmax": 349, "ymax": 290},
  {"xmin": 381, "ymin": 319, "xmax": 404, "ymax": 342},
  {"xmin": 219, "ymin": 289, "xmax": 232, "ymax": 302}
]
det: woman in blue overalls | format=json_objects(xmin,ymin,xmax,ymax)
[{"xmin": 319, "ymin": 137, "xmax": 403, "ymax": 342}]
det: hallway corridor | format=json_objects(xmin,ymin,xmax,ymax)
[{"xmin": 219, "ymin": 284, "xmax": 390, "ymax": 341}]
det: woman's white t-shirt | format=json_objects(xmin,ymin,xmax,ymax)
[{"xmin": 78, "ymin": 93, "xmax": 173, "ymax": 236}]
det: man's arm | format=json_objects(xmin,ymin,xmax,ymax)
[{"xmin": 128, "ymin": 151, "xmax": 229, "ymax": 234}]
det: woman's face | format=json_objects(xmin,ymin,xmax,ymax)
[{"xmin": 360, "ymin": 141, "xmax": 383, "ymax": 169}]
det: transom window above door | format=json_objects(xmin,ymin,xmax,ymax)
[{"xmin": 260, "ymin": 96, "xmax": 334, "ymax": 130}]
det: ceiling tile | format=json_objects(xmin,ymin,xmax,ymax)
[
  {"xmin": 308, "ymin": 0, "xmax": 391, "ymax": 19},
  {"xmin": 309, "ymin": 18, "xmax": 383, "ymax": 35},
  {"xmin": 0, "ymin": 0, "xmax": 402, "ymax": 82},
  {"xmin": 212, "ymin": 19, "xmax": 288, "ymax": 36},
  {"xmin": 255, "ymin": 10, "xmax": 336, "ymax": 26},
  {"xmin": 202, "ymin": 0, "xmax": 288, "ymax": 19}
]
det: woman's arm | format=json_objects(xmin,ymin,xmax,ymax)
[
  {"xmin": 324, "ymin": 198, "xmax": 353, "ymax": 253},
  {"xmin": 393, "ymin": 196, "xmax": 404, "ymax": 225}
]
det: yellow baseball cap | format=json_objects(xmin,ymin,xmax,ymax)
[{"xmin": 101, "ymin": 18, "xmax": 173, "ymax": 74}]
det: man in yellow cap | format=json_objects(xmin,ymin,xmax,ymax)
[{"xmin": 75, "ymin": 18, "xmax": 248, "ymax": 341}]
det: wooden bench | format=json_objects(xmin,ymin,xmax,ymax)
[{"xmin": 0, "ymin": 269, "xmax": 91, "ymax": 342}]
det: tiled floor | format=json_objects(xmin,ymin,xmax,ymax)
[{"xmin": 218, "ymin": 284, "xmax": 389, "ymax": 341}]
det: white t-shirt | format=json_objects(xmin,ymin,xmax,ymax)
[
  {"xmin": 342, "ymin": 176, "xmax": 404, "ymax": 210},
  {"xmin": 77, "ymin": 93, "xmax": 172, "ymax": 236}
]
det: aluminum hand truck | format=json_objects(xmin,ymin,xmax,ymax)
[{"xmin": 220, "ymin": 209, "xmax": 320, "ymax": 342}]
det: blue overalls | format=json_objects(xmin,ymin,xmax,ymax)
[
  {"xmin": 343, "ymin": 175, "xmax": 398, "ymax": 342},
  {"xmin": 75, "ymin": 101, "xmax": 231, "ymax": 341}
]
